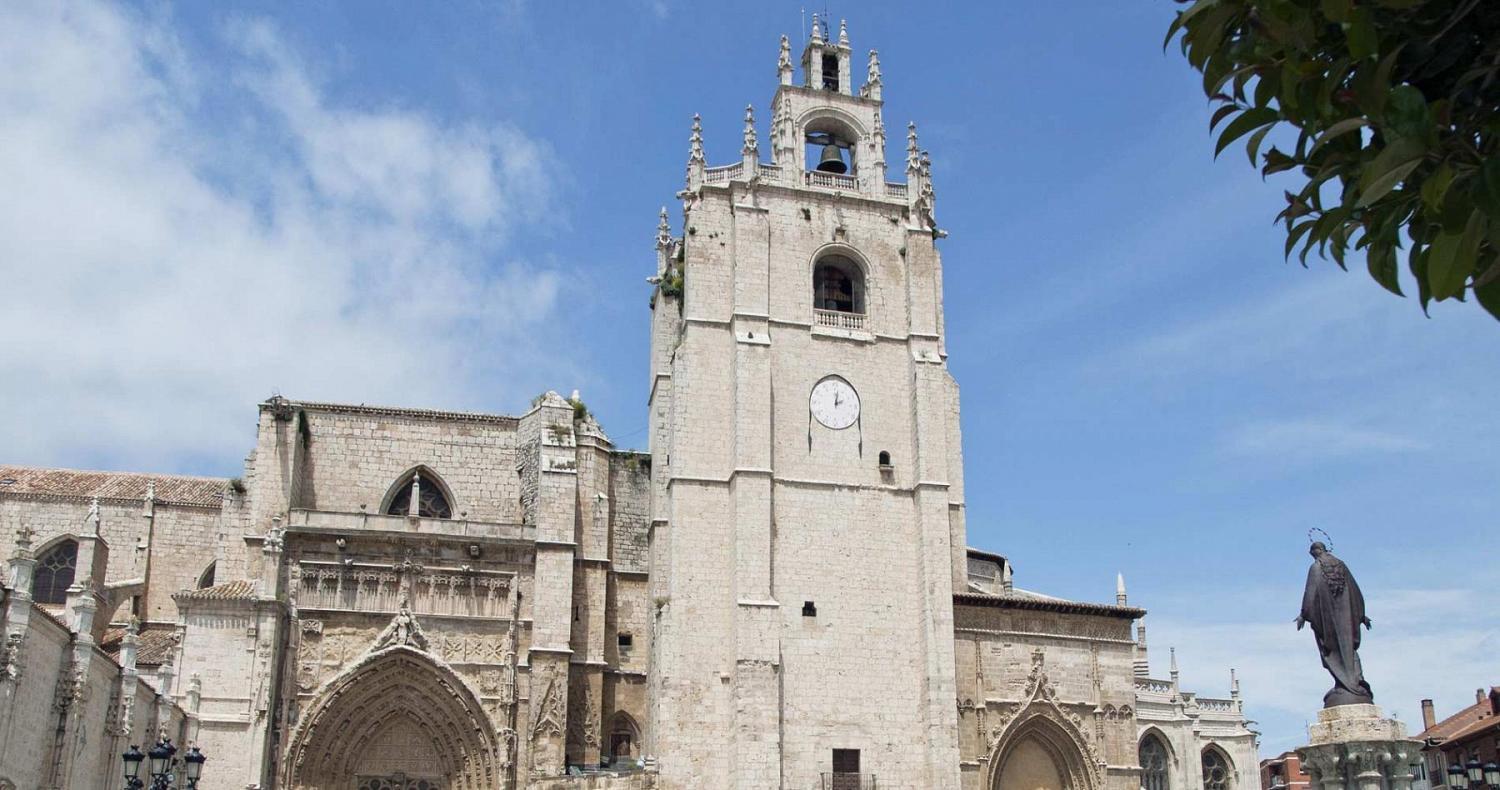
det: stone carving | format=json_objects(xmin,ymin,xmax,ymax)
[
  {"xmin": 301, "ymin": 619, "xmax": 323, "ymax": 636},
  {"xmin": 1296, "ymin": 541, "xmax": 1374, "ymax": 707},
  {"xmin": 374, "ymin": 599, "xmax": 428, "ymax": 651},
  {"xmin": 530, "ymin": 677, "xmax": 564, "ymax": 740},
  {"xmin": 0, "ymin": 632, "xmax": 21, "ymax": 683},
  {"xmin": 985, "ymin": 649, "xmax": 1106, "ymax": 790}
]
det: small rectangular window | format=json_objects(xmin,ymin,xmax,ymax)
[
  {"xmin": 832, "ymin": 748, "xmax": 860, "ymax": 773},
  {"xmin": 617, "ymin": 632, "xmax": 633, "ymax": 649},
  {"xmin": 802, "ymin": 601, "xmax": 817, "ymax": 617}
]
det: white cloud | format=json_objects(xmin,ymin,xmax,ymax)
[
  {"xmin": 0, "ymin": 2, "xmax": 567, "ymax": 472},
  {"xmin": 1223, "ymin": 419, "xmax": 1427, "ymax": 460},
  {"xmin": 1149, "ymin": 580, "xmax": 1500, "ymax": 756}
]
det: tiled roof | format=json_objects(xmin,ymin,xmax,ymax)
[
  {"xmin": 100, "ymin": 625, "xmax": 181, "ymax": 667},
  {"xmin": 172, "ymin": 579, "xmax": 258, "ymax": 602},
  {"xmin": 1418, "ymin": 689, "xmax": 1500, "ymax": 745},
  {"xmin": 0, "ymin": 465, "xmax": 226, "ymax": 507}
]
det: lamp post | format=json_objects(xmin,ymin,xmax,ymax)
[
  {"xmin": 148, "ymin": 737, "xmax": 176, "ymax": 789},
  {"xmin": 183, "ymin": 745, "xmax": 206, "ymax": 789},
  {"xmin": 1450, "ymin": 761, "xmax": 1469, "ymax": 790},
  {"xmin": 121, "ymin": 745, "xmax": 145, "ymax": 790},
  {"xmin": 1465, "ymin": 758, "xmax": 1500, "ymax": 790},
  {"xmin": 1483, "ymin": 762, "xmax": 1500, "ymax": 790}
]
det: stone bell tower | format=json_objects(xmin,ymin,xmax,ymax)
[{"xmin": 646, "ymin": 17, "xmax": 965, "ymax": 789}]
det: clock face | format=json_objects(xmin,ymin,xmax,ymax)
[{"xmin": 810, "ymin": 377, "xmax": 860, "ymax": 430}]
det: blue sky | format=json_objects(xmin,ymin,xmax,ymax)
[{"xmin": 2, "ymin": 0, "xmax": 1495, "ymax": 757}]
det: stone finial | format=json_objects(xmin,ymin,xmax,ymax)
[
  {"xmin": 810, "ymin": 13, "xmax": 823, "ymax": 43},
  {"xmin": 87, "ymin": 496, "xmax": 101, "ymax": 536},
  {"xmin": 1116, "ymin": 572, "xmax": 1128, "ymax": 606},
  {"xmin": 778, "ymin": 35, "xmax": 793, "ymax": 85},
  {"xmin": 1231, "ymin": 668, "xmax": 1241, "ymax": 699},
  {"xmin": 13, "ymin": 524, "xmax": 34, "ymax": 556},
  {"xmin": 863, "ymin": 49, "xmax": 883, "ymax": 100},
  {"xmin": 1136, "ymin": 619, "xmax": 1147, "ymax": 648},
  {"xmin": 655, "ymin": 206, "xmax": 672, "ymax": 250},
  {"xmin": 685, "ymin": 114, "xmax": 705, "ymax": 190},
  {"xmin": 144, "ymin": 480, "xmax": 155, "ymax": 503},
  {"xmin": 741, "ymin": 105, "xmax": 758, "ymax": 157},
  {"xmin": 1169, "ymin": 647, "xmax": 1180, "ymax": 685},
  {"xmin": 838, "ymin": 18, "xmax": 849, "ymax": 47},
  {"xmin": 1000, "ymin": 561, "xmax": 1014, "ymax": 593}
]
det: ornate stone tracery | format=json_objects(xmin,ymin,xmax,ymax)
[{"xmin": 283, "ymin": 645, "xmax": 501, "ymax": 790}]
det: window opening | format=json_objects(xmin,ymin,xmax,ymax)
[
  {"xmin": 33, "ymin": 539, "xmax": 78, "ymax": 605},
  {"xmin": 813, "ymin": 255, "xmax": 864, "ymax": 314},
  {"xmin": 1141, "ymin": 736, "xmax": 1170, "ymax": 790},
  {"xmin": 384, "ymin": 468, "xmax": 453, "ymax": 519},
  {"xmin": 1203, "ymin": 749, "xmax": 1232, "ymax": 790},
  {"xmin": 198, "ymin": 561, "xmax": 217, "ymax": 589},
  {"xmin": 618, "ymin": 632, "xmax": 633, "ymax": 649},
  {"xmin": 821, "ymin": 53, "xmax": 840, "ymax": 91},
  {"xmin": 802, "ymin": 601, "xmax": 817, "ymax": 617},
  {"xmin": 878, "ymin": 450, "xmax": 892, "ymax": 468}
]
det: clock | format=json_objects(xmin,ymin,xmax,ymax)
[{"xmin": 810, "ymin": 377, "xmax": 860, "ymax": 430}]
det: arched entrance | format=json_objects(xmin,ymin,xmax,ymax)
[
  {"xmin": 605, "ymin": 712, "xmax": 642, "ymax": 767},
  {"xmin": 284, "ymin": 646, "xmax": 501, "ymax": 790}
]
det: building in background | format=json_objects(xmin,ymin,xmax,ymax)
[
  {"xmin": 1260, "ymin": 751, "xmax": 1311, "ymax": 790},
  {"xmin": 1414, "ymin": 688, "xmax": 1500, "ymax": 790},
  {"xmin": 0, "ymin": 19, "xmax": 1262, "ymax": 790}
]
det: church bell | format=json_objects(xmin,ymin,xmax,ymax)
[{"xmin": 815, "ymin": 144, "xmax": 848, "ymax": 174}]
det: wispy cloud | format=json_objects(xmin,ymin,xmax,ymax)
[
  {"xmin": 0, "ymin": 2, "xmax": 568, "ymax": 472},
  {"xmin": 1223, "ymin": 419, "xmax": 1427, "ymax": 460}
]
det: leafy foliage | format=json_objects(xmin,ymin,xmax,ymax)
[{"xmin": 1166, "ymin": 0, "xmax": 1500, "ymax": 319}]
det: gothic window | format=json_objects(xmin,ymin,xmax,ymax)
[
  {"xmin": 33, "ymin": 539, "xmax": 78, "ymax": 604},
  {"xmin": 198, "ymin": 561, "xmax": 217, "ymax": 590},
  {"xmin": 384, "ymin": 468, "xmax": 453, "ymax": 519},
  {"xmin": 813, "ymin": 255, "xmax": 865, "ymax": 314},
  {"xmin": 822, "ymin": 53, "xmax": 840, "ymax": 91},
  {"xmin": 1202, "ymin": 747, "xmax": 1233, "ymax": 790},
  {"xmin": 1140, "ymin": 735, "xmax": 1170, "ymax": 790}
]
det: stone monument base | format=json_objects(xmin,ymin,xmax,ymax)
[{"xmin": 1297, "ymin": 705, "xmax": 1421, "ymax": 790}]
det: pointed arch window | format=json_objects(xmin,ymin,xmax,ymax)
[
  {"xmin": 1202, "ymin": 747, "xmax": 1233, "ymax": 790},
  {"xmin": 198, "ymin": 561, "xmax": 217, "ymax": 590},
  {"xmin": 384, "ymin": 468, "xmax": 453, "ymax": 519},
  {"xmin": 1140, "ymin": 735, "xmax": 1170, "ymax": 790},
  {"xmin": 33, "ymin": 539, "xmax": 78, "ymax": 605}
]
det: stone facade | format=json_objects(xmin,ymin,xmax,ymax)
[{"xmin": 0, "ymin": 20, "xmax": 1261, "ymax": 790}]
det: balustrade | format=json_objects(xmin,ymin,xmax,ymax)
[{"xmin": 814, "ymin": 308, "xmax": 866, "ymax": 331}]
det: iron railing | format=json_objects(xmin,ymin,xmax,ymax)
[{"xmin": 820, "ymin": 773, "xmax": 877, "ymax": 790}]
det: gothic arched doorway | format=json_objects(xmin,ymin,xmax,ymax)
[
  {"xmin": 989, "ymin": 715, "xmax": 1098, "ymax": 790},
  {"xmin": 605, "ymin": 712, "xmax": 642, "ymax": 767},
  {"xmin": 284, "ymin": 646, "xmax": 502, "ymax": 790}
]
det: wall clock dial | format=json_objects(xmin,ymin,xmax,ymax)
[{"xmin": 810, "ymin": 377, "xmax": 860, "ymax": 430}]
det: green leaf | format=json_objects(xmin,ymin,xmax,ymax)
[
  {"xmin": 1383, "ymin": 85, "xmax": 1430, "ymax": 141},
  {"xmin": 1247, "ymin": 124, "xmax": 1273, "ymax": 167},
  {"xmin": 1216, "ymin": 108, "xmax": 1278, "ymax": 158},
  {"xmin": 1346, "ymin": 7, "xmax": 1378, "ymax": 60},
  {"xmin": 1366, "ymin": 243, "xmax": 1403, "ymax": 295},
  {"xmin": 1164, "ymin": 0, "xmax": 1222, "ymax": 52},
  {"xmin": 1285, "ymin": 219, "xmax": 1317, "ymax": 259},
  {"xmin": 1409, "ymin": 243, "xmax": 1432, "ymax": 313},
  {"xmin": 1321, "ymin": 0, "xmax": 1351, "ymax": 23},
  {"xmin": 1420, "ymin": 163, "xmax": 1454, "ymax": 214},
  {"xmin": 1426, "ymin": 212, "xmax": 1486, "ymax": 300},
  {"xmin": 1308, "ymin": 118, "xmax": 1368, "ymax": 157},
  {"xmin": 1356, "ymin": 139, "xmax": 1426, "ymax": 208},
  {"xmin": 1475, "ymin": 258, "xmax": 1500, "ymax": 320},
  {"xmin": 1473, "ymin": 156, "xmax": 1500, "ymax": 222},
  {"xmin": 1210, "ymin": 104, "xmax": 1238, "ymax": 132}
]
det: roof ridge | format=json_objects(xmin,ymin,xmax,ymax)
[{"xmin": 0, "ymin": 463, "xmax": 228, "ymax": 483}]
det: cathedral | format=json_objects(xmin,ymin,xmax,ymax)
[{"xmin": 0, "ymin": 21, "xmax": 1257, "ymax": 790}]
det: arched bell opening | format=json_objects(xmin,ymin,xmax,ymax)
[
  {"xmin": 803, "ymin": 116, "xmax": 861, "ymax": 176},
  {"xmin": 284, "ymin": 646, "xmax": 500, "ymax": 790}
]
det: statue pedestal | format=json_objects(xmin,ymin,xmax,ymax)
[{"xmin": 1297, "ymin": 706, "xmax": 1421, "ymax": 790}]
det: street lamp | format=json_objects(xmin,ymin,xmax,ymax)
[
  {"xmin": 121, "ymin": 745, "xmax": 144, "ymax": 790},
  {"xmin": 1450, "ymin": 762, "xmax": 1470, "ymax": 790},
  {"xmin": 183, "ymin": 746, "xmax": 206, "ymax": 788},
  {"xmin": 147, "ymin": 738, "xmax": 177, "ymax": 789},
  {"xmin": 1469, "ymin": 759, "xmax": 1485, "ymax": 788},
  {"xmin": 1483, "ymin": 763, "xmax": 1500, "ymax": 789}
]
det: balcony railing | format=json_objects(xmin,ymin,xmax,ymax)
[
  {"xmin": 1135, "ymin": 677, "xmax": 1173, "ymax": 695},
  {"xmin": 821, "ymin": 774, "xmax": 877, "ymax": 790},
  {"xmin": 805, "ymin": 170, "xmax": 859, "ymax": 191},
  {"xmin": 704, "ymin": 162, "xmax": 743, "ymax": 184},
  {"xmin": 884, "ymin": 181, "xmax": 908, "ymax": 199},
  {"xmin": 814, "ymin": 308, "xmax": 867, "ymax": 331},
  {"xmin": 1195, "ymin": 697, "xmax": 1238, "ymax": 712},
  {"xmin": 286, "ymin": 508, "xmax": 535, "ymax": 543}
]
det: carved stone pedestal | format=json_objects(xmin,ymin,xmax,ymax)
[{"xmin": 1296, "ymin": 705, "xmax": 1422, "ymax": 790}]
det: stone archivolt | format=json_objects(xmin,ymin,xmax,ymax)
[
  {"xmin": 985, "ymin": 652, "xmax": 1105, "ymax": 790},
  {"xmin": 283, "ymin": 645, "xmax": 501, "ymax": 790}
]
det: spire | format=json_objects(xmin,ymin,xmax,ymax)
[
  {"xmin": 863, "ymin": 49, "xmax": 883, "ymax": 100},
  {"xmin": 655, "ymin": 206, "xmax": 671, "ymax": 250},
  {"xmin": 810, "ymin": 13, "xmax": 823, "ymax": 44},
  {"xmin": 742, "ymin": 104, "xmax": 758, "ymax": 157},
  {"xmin": 685, "ymin": 114, "xmax": 705, "ymax": 190},
  {"xmin": 838, "ymin": 18, "xmax": 849, "ymax": 47},
  {"xmin": 1133, "ymin": 617, "xmax": 1150, "ymax": 678},
  {"xmin": 773, "ymin": 92, "xmax": 796, "ymax": 166},
  {"xmin": 1231, "ymin": 668, "xmax": 1241, "ymax": 699},
  {"xmin": 778, "ymin": 34, "xmax": 793, "ymax": 85},
  {"xmin": 1169, "ymin": 646, "xmax": 1180, "ymax": 691},
  {"xmin": 905, "ymin": 123, "xmax": 921, "ymax": 174},
  {"xmin": 1001, "ymin": 561, "xmax": 1014, "ymax": 593},
  {"xmin": 1116, "ymin": 573, "xmax": 1128, "ymax": 606}
]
